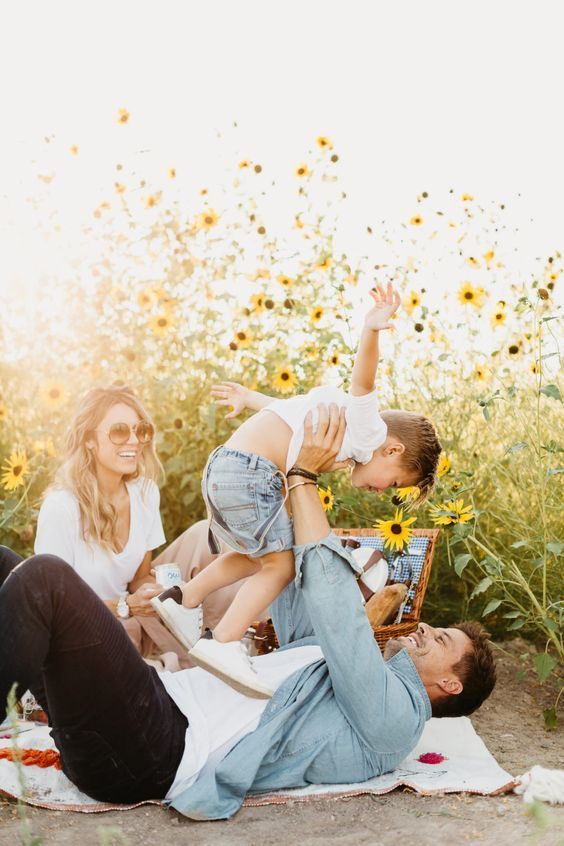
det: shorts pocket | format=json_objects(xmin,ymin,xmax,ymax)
[{"xmin": 210, "ymin": 480, "xmax": 259, "ymax": 529}]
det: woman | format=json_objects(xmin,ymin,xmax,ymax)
[{"xmin": 33, "ymin": 385, "xmax": 241, "ymax": 670}]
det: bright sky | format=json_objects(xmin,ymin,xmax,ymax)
[{"xmin": 1, "ymin": 0, "xmax": 563, "ymax": 306}]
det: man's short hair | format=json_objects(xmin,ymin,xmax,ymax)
[{"xmin": 432, "ymin": 621, "xmax": 497, "ymax": 718}]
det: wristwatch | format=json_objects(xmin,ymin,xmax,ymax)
[{"xmin": 117, "ymin": 594, "xmax": 131, "ymax": 619}]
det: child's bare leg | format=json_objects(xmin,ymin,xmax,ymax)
[
  {"xmin": 213, "ymin": 550, "xmax": 295, "ymax": 642},
  {"xmin": 181, "ymin": 551, "xmax": 261, "ymax": 608}
]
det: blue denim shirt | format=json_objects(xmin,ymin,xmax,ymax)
[{"xmin": 169, "ymin": 532, "xmax": 431, "ymax": 820}]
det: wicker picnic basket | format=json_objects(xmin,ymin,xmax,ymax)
[{"xmin": 251, "ymin": 528, "xmax": 439, "ymax": 655}]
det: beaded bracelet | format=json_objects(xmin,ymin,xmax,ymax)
[{"xmin": 287, "ymin": 465, "xmax": 319, "ymax": 482}]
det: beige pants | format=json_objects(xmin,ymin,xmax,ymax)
[{"xmin": 121, "ymin": 520, "xmax": 257, "ymax": 669}]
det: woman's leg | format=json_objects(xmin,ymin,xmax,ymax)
[
  {"xmin": 212, "ymin": 550, "xmax": 295, "ymax": 642},
  {"xmin": 0, "ymin": 544, "xmax": 23, "ymax": 586},
  {"xmin": 0, "ymin": 555, "xmax": 187, "ymax": 803}
]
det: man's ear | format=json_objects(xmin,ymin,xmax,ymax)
[{"xmin": 437, "ymin": 677, "xmax": 463, "ymax": 696}]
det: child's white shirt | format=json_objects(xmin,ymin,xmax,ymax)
[{"xmin": 261, "ymin": 385, "xmax": 387, "ymax": 471}]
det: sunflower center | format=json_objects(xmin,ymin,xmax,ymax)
[
  {"xmin": 237, "ymin": 332, "xmax": 246, "ymax": 340},
  {"xmin": 391, "ymin": 524, "xmax": 402, "ymax": 534},
  {"xmin": 49, "ymin": 389, "xmax": 60, "ymax": 399},
  {"xmin": 281, "ymin": 372, "xmax": 289, "ymax": 381},
  {"xmin": 13, "ymin": 465, "xmax": 22, "ymax": 477},
  {"xmin": 323, "ymin": 496, "xmax": 330, "ymax": 504},
  {"xmin": 464, "ymin": 292, "xmax": 473, "ymax": 300}
]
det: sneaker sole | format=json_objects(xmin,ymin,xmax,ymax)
[
  {"xmin": 188, "ymin": 645, "xmax": 273, "ymax": 700},
  {"xmin": 150, "ymin": 597, "xmax": 202, "ymax": 653}
]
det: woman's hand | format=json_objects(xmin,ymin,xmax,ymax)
[
  {"xmin": 126, "ymin": 583, "xmax": 163, "ymax": 617},
  {"xmin": 294, "ymin": 403, "xmax": 348, "ymax": 475}
]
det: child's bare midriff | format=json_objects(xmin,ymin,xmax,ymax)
[{"xmin": 225, "ymin": 410, "xmax": 291, "ymax": 473}]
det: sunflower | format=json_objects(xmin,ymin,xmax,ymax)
[
  {"xmin": 310, "ymin": 306, "xmax": 324, "ymax": 324},
  {"xmin": 395, "ymin": 486, "xmax": 420, "ymax": 503},
  {"xmin": 345, "ymin": 273, "xmax": 358, "ymax": 286},
  {"xmin": 250, "ymin": 293, "xmax": 266, "ymax": 313},
  {"xmin": 251, "ymin": 268, "xmax": 271, "ymax": 281},
  {"xmin": 114, "ymin": 182, "xmax": 126, "ymax": 193},
  {"xmin": 168, "ymin": 167, "xmax": 177, "ymax": 179},
  {"xmin": 294, "ymin": 215, "xmax": 304, "ymax": 229},
  {"xmin": 491, "ymin": 307, "xmax": 506, "ymax": 327},
  {"xmin": 530, "ymin": 361, "xmax": 540, "ymax": 375},
  {"xmin": 474, "ymin": 365, "xmax": 490, "ymax": 381},
  {"xmin": 316, "ymin": 257, "xmax": 332, "ymax": 271},
  {"xmin": 117, "ymin": 108, "xmax": 130, "ymax": 124},
  {"xmin": 137, "ymin": 287, "xmax": 156, "ymax": 309},
  {"xmin": 403, "ymin": 291, "xmax": 421, "ymax": 315},
  {"xmin": 410, "ymin": 215, "xmax": 423, "ymax": 226},
  {"xmin": 197, "ymin": 209, "xmax": 219, "ymax": 230},
  {"xmin": 327, "ymin": 352, "xmax": 340, "ymax": 367},
  {"xmin": 428, "ymin": 498, "xmax": 474, "ymax": 526},
  {"xmin": 277, "ymin": 275, "xmax": 294, "ymax": 287},
  {"xmin": 69, "ymin": 144, "xmax": 79, "ymax": 155},
  {"xmin": 233, "ymin": 330, "xmax": 253, "ymax": 349},
  {"xmin": 437, "ymin": 453, "xmax": 451, "ymax": 477},
  {"xmin": 316, "ymin": 136, "xmax": 333, "ymax": 150},
  {"xmin": 273, "ymin": 366, "xmax": 298, "ymax": 394},
  {"xmin": 461, "ymin": 193, "xmax": 474, "ymax": 201},
  {"xmin": 458, "ymin": 282, "xmax": 485, "ymax": 308},
  {"xmin": 238, "ymin": 159, "xmax": 250, "ymax": 169},
  {"xmin": 145, "ymin": 194, "xmax": 161, "ymax": 208},
  {"xmin": 41, "ymin": 382, "xmax": 67, "ymax": 409},
  {"xmin": 466, "ymin": 256, "xmax": 480, "ymax": 268},
  {"xmin": 0, "ymin": 403, "xmax": 6, "ymax": 422},
  {"xmin": 318, "ymin": 486, "xmax": 334, "ymax": 511},
  {"xmin": 295, "ymin": 163, "xmax": 310, "ymax": 178},
  {"xmin": 483, "ymin": 250, "xmax": 495, "ymax": 269},
  {"xmin": 1, "ymin": 450, "xmax": 29, "ymax": 491},
  {"xmin": 374, "ymin": 508, "xmax": 416, "ymax": 552},
  {"xmin": 149, "ymin": 313, "xmax": 174, "ymax": 338}
]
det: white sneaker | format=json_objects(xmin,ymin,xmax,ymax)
[
  {"xmin": 150, "ymin": 594, "xmax": 203, "ymax": 652},
  {"xmin": 189, "ymin": 634, "xmax": 274, "ymax": 699}
]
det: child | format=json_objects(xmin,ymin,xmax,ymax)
[{"xmin": 152, "ymin": 283, "xmax": 442, "ymax": 698}]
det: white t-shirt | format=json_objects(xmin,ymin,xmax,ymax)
[
  {"xmin": 34, "ymin": 478, "xmax": 166, "ymax": 599},
  {"xmin": 160, "ymin": 644, "xmax": 323, "ymax": 801},
  {"xmin": 262, "ymin": 385, "xmax": 387, "ymax": 471}
]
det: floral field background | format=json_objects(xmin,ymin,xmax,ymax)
[{"xmin": 0, "ymin": 126, "xmax": 562, "ymax": 714}]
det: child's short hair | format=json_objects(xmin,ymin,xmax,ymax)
[{"xmin": 380, "ymin": 410, "xmax": 442, "ymax": 504}]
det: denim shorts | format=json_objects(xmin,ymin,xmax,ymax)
[{"xmin": 202, "ymin": 446, "xmax": 294, "ymax": 558}]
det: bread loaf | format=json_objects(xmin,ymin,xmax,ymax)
[{"xmin": 365, "ymin": 583, "xmax": 408, "ymax": 628}]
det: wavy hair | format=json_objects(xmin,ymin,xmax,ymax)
[{"xmin": 48, "ymin": 385, "xmax": 163, "ymax": 552}]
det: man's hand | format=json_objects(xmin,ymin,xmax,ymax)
[
  {"xmin": 211, "ymin": 381, "xmax": 250, "ymax": 419},
  {"xmin": 295, "ymin": 403, "xmax": 348, "ymax": 474},
  {"xmin": 364, "ymin": 282, "xmax": 401, "ymax": 332}
]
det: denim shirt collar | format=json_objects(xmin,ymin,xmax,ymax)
[{"xmin": 386, "ymin": 648, "xmax": 432, "ymax": 720}]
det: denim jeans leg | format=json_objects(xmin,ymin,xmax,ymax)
[{"xmin": 0, "ymin": 555, "xmax": 187, "ymax": 802}]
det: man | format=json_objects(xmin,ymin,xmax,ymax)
[{"xmin": 0, "ymin": 405, "xmax": 496, "ymax": 820}]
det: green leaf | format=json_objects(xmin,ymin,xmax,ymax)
[
  {"xmin": 470, "ymin": 577, "xmax": 492, "ymax": 599},
  {"xmin": 533, "ymin": 652, "xmax": 557, "ymax": 684},
  {"xmin": 546, "ymin": 541, "xmax": 563, "ymax": 555},
  {"xmin": 454, "ymin": 553, "xmax": 472, "ymax": 576},
  {"xmin": 503, "ymin": 610, "xmax": 523, "ymax": 619},
  {"xmin": 515, "ymin": 669, "xmax": 527, "ymax": 683},
  {"xmin": 543, "ymin": 617, "xmax": 559, "ymax": 633},
  {"xmin": 543, "ymin": 708, "xmax": 558, "ymax": 730},
  {"xmin": 547, "ymin": 467, "xmax": 564, "ymax": 476},
  {"xmin": 507, "ymin": 618, "xmax": 526, "ymax": 630},
  {"xmin": 510, "ymin": 540, "xmax": 529, "ymax": 549},
  {"xmin": 482, "ymin": 405, "xmax": 490, "ymax": 422},
  {"xmin": 505, "ymin": 442, "xmax": 528, "ymax": 456},
  {"xmin": 482, "ymin": 599, "xmax": 502, "ymax": 617},
  {"xmin": 540, "ymin": 384, "xmax": 562, "ymax": 402}
]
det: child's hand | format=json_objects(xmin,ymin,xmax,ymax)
[
  {"xmin": 364, "ymin": 283, "xmax": 401, "ymax": 331},
  {"xmin": 211, "ymin": 382, "xmax": 250, "ymax": 419}
]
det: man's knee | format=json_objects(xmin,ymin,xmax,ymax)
[{"xmin": 12, "ymin": 554, "xmax": 75, "ymax": 583}]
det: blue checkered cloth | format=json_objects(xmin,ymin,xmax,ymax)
[{"xmin": 346, "ymin": 535, "xmax": 430, "ymax": 617}]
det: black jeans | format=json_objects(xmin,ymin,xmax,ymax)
[{"xmin": 0, "ymin": 548, "xmax": 187, "ymax": 803}]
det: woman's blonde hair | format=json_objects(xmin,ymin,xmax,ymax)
[{"xmin": 49, "ymin": 385, "xmax": 164, "ymax": 552}]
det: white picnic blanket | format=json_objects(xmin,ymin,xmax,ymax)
[{"xmin": 0, "ymin": 717, "xmax": 515, "ymax": 812}]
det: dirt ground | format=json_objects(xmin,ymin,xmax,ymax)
[{"xmin": 0, "ymin": 639, "xmax": 562, "ymax": 846}]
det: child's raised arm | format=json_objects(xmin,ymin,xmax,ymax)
[
  {"xmin": 211, "ymin": 381, "xmax": 274, "ymax": 419},
  {"xmin": 350, "ymin": 283, "xmax": 401, "ymax": 396}
]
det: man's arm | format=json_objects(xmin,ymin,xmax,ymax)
[
  {"xmin": 350, "ymin": 284, "xmax": 400, "ymax": 396},
  {"xmin": 211, "ymin": 381, "xmax": 274, "ymax": 419}
]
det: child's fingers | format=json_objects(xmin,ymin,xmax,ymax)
[
  {"xmin": 214, "ymin": 398, "xmax": 231, "ymax": 406},
  {"xmin": 224, "ymin": 410, "xmax": 238, "ymax": 419}
]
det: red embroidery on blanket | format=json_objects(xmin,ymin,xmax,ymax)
[
  {"xmin": 418, "ymin": 752, "xmax": 446, "ymax": 764},
  {"xmin": 0, "ymin": 748, "xmax": 62, "ymax": 770}
]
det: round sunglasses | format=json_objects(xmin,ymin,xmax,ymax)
[{"xmin": 96, "ymin": 420, "xmax": 155, "ymax": 445}]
